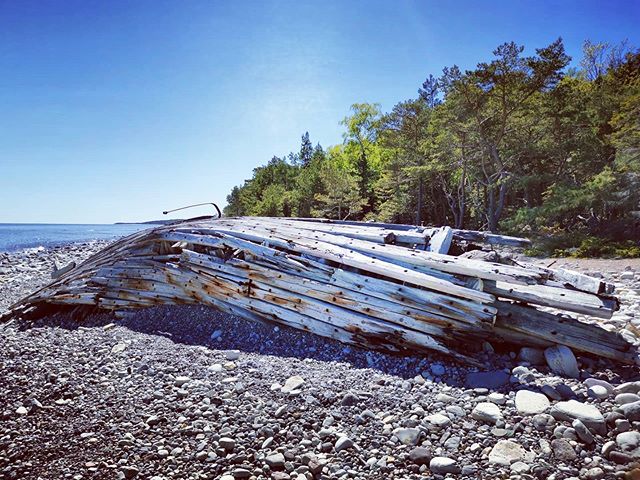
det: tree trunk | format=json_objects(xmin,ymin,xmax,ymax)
[
  {"xmin": 457, "ymin": 158, "xmax": 467, "ymax": 229},
  {"xmin": 486, "ymin": 183, "xmax": 497, "ymax": 232},
  {"xmin": 416, "ymin": 178, "xmax": 424, "ymax": 226}
]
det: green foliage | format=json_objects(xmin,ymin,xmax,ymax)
[
  {"xmin": 223, "ymin": 39, "xmax": 640, "ymax": 257},
  {"xmin": 252, "ymin": 184, "xmax": 289, "ymax": 217},
  {"xmin": 522, "ymin": 246, "xmax": 547, "ymax": 257},
  {"xmin": 554, "ymin": 237, "xmax": 640, "ymax": 258},
  {"xmin": 313, "ymin": 149, "xmax": 368, "ymax": 220}
]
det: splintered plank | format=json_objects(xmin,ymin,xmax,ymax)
[
  {"xmin": 282, "ymin": 218, "xmax": 532, "ymax": 248},
  {"xmin": 426, "ymin": 226, "xmax": 453, "ymax": 254}
]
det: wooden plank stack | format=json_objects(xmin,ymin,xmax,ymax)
[{"xmin": 3, "ymin": 217, "xmax": 637, "ymax": 365}]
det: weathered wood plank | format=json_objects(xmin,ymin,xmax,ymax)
[
  {"xmin": 180, "ymin": 250, "xmax": 493, "ymax": 330},
  {"xmin": 282, "ymin": 217, "xmax": 532, "ymax": 247},
  {"xmin": 446, "ymin": 229, "xmax": 532, "ymax": 247},
  {"xmin": 494, "ymin": 301, "xmax": 636, "ymax": 363},
  {"xmin": 485, "ymin": 281, "xmax": 618, "ymax": 319}
]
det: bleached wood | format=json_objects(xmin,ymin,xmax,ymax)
[
  {"xmin": 426, "ymin": 226, "xmax": 453, "ymax": 254},
  {"xmin": 1, "ymin": 216, "xmax": 634, "ymax": 365},
  {"xmin": 159, "ymin": 229, "xmax": 494, "ymax": 303},
  {"xmin": 180, "ymin": 249, "xmax": 493, "ymax": 330},
  {"xmin": 197, "ymin": 219, "xmax": 545, "ymax": 286},
  {"xmin": 495, "ymin": 301, "xmax": 636, "ymax": 364},
  {"xmin": 485, "ymin": 281, "xmax": 618, "ymax": 319}
]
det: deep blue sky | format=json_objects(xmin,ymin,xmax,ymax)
[{"xmin": 1, "ymin": 0, "xmax": 638, "ymax": 223}]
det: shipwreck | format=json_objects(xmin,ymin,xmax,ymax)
[{"xmin": 2, "ymin": 215, "xmax": 638, "ymax": 365}]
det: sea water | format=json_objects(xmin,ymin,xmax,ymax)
[{"xmin": 0, "ymin": 223, "xmax": 152, "ymax": 252}]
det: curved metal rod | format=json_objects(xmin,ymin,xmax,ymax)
[{"xmin": 163, "ymin": 202, "xmax": 222, "ymax": 219}]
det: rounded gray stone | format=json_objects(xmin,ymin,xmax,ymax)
[
  {"xmin": 544, "ymin": 346, "xmax": 580, "ymax": 378},
  {"xmin": 429, "ymin": 456, "xmax": 460, "ymax": 474}
]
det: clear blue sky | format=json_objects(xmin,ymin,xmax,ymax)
[{"xmin": 1, "ymin": 0, "xmax": 638, "ymax": 223}]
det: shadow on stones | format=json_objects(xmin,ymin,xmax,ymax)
[{"xmin": 9, "ymin": 304, "xmax": 636, "ymax": 388}]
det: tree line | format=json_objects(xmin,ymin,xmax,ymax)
[{"xmin": 224, "ymin": 39, "xmax": 640, "ymax": 253}]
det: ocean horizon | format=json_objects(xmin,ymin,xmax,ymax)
[{"xmin": 0, "ymin": 223, "xmax": 152, "ymax": 252}]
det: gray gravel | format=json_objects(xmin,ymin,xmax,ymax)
[
  {"xmin": 0, "ymin": 241, "xmax": 111, "ymax": 311},
  {"xmin": 1, "ymin": 244, "xmax": 640, "ymax": 479}
]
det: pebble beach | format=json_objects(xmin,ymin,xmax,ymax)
[{"xmin": 1, "ymin": 243, "xmax": 640, "ymax": 479}]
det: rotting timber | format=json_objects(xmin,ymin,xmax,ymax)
[{"xmin": 2, "ymin": 216, "xmax": 637, "ymax": 365}]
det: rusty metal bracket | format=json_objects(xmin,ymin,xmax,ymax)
[{"xmin": 163, "ymin": 202, "xmax": 222, "ymax": 220}]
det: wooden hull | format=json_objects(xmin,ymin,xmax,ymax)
[{"xmin": 2, "ymin": 217, "xmax": 636, "ymax": 365}]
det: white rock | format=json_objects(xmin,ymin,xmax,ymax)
[
  {"xmin": 429, "ymin": 456, "xmax": 460, "ymax": 474},
  {"xmin": 615, "ymin": 393, "xmax": 640, "ymax": 405},
  {"xmin": 587, "ymin": 385, "xmax": 610, "ymax": 400},
  {"xmin": 544, "ymin": 345, "xmax": 580, "ymax": 378},
  {"xmin": 174, "ymin": 376, "xmax": 191, "ymax": 387},
  {"xmin": 550, "ymin": 400, "xmax": 606, "ymax": 435},
  {"xmin": 281, "ymin": 375, "xmax": 305, "ymax": 393},
  {"xmin": 225, "ymin": 350, "xmax": 241, "ymax": 361},
  {"xmin": 111, "ymin": 342, "xmax": 127, "ymax": 354},
  {"xmin": 615, "ymin": 431, "xmax": 640, "ymax": 459},
  {"xmin": 426, "ymin": 413, "xmax": 451, "ymax": 428},
  {"xmin": 602, "ymin": 440, "xmax": 616, "ymax": 457},
  {"xmin": 510, "ymin": 461, "xmax": 530, "ymax": 473},
  {"xmin": 614, "ymin": 381, "xmax": 640, "ymax": 395},
  {"xmin": 15, "ymin": 406, "xmax": 28, "ymax": 416},
  {"xmin": 488, "ymin": 392, "xmax": 507, "ymax": 405},
  {"xmin": 393, "ymin": 427, "xmax": 421, "ymax": 446},
  {"xmin": 515, "ymin": 390, "xmax": 550, "ymax": 415},
  {"xmin": 488, "ymin": 440, "xmax": 526, "ymax": 465},
  {"xmin": 584, "ymin": 378, "xmax": 614, "ymax": 394},
  {"xmin": 471, "ymin": 402, "xmax": 502, "ymax": 424}
]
